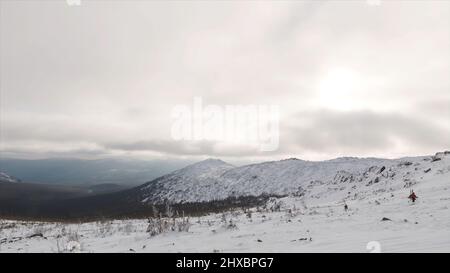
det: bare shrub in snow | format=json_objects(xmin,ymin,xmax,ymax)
[
  {"xmin": 177, "ymin": 217, "xmax": 191, "ymax": 232},
  {"xmin": 66, "ymin": 240, "xmax": 82, "ymax": 253},
  {"xmin": 220, "ymin": 213, "xmax": 227, "ymax": 223},
  {"xmin": 55, "ymin": 238, "xmax": 64, "ymax": 253},
  {"xmin": 265, "ymin": 198, "xmax": 283, "ymax": 212},
  {"xmin": 119, "ymin": 221, "xmax": 135, "ymax": 235},
  {"xmin": 286, "ymin": 208, "xmax": 297, "ymax": 219},
  {"xmin": 54, "ymin": 230, "xmax": 82, "ymax": 253},
  {"xmin": 230, "ymin": 210, "xmax": 240, "ymax": 218},
  {"xmin": 225, "ymin": 219, "xmax": 238, "ymax": 230},
  {"xmin": 66, "ymin": 229, "xmax": 81, "ymax": 242},
  {"xmin": 261, "ymin": 214, "xmax": 267, "ymax": 223},
  {"xmin": 146, "ymin": 218, "xmax": 163, "ymax": 236},
  {"xmin": 31, "ymin": 223, "xmax": 48, "ymax": 236},
  {"xmin": 97, "ymin": 221, "xmax": 113, "ymax": 237},
  {"xmin": 246, "ymin": 210, "xmax": 252, "ymax": 220},
  {"xmin": 165, "ymin": 202, "xmax": 174, "ymax": 218},
  {"xmin": 146, "ymin": 216, "xmax": 191, "ymax": 236},
  {"xmin": 152, "ymin": 205, "xmax": 159, "ymax": 217}
]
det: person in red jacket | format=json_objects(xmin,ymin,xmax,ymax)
[{"xmin": 408, "ymin": 190, "xmax": 418, "ymax": 203}]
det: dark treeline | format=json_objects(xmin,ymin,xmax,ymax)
[{"xmin": 0, "ymin": 189, "xmax": 277, "ymax": 222}]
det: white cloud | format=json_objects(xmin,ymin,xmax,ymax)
[{"xmin": 0, "ymin": 0, "xmax": 448, "ymax": 160}]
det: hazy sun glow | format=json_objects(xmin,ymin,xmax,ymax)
[{"xmin": 318, "ymin": 68, "xmax": 361, "ymax": 111}]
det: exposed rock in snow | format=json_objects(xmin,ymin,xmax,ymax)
[{"xmin": 432, "ymin": 151, "xmax": 450, "ymax": 162}]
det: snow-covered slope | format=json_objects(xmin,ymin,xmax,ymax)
[
  {"xmin": 140, "ymin": 158, "xmax": 235, "ymax": 203},
  {"xmin": 1, "ymin": 152, "xmax": 449, "ymax": 253},
  {"xmin": 138, "ymin": 151, "xmax": 450, "ymax": 204},
  {"xmin": 0, "ymin": 172, "xmax": 20, "ymax": 183},
  {"xmin": 1, "ymin": 156, "xmax": 449, "ymax": 252}
]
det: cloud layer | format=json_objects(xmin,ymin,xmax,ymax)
[{"xmin": 1, "ymin": 1, "xmax": 449, "ymax": 160}]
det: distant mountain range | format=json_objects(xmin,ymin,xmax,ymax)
[{"xmin": 0, "ymin": 157, "xmax": 194, "ymax": 186}]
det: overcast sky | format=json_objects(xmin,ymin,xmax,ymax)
[{"xmin": 1, "ymin": 0, "xmax": 449, "ymax": 161}]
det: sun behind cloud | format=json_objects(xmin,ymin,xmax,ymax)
[{"xmin": 317, "ymin": 67, "xmax": 362, "ymax": 111}]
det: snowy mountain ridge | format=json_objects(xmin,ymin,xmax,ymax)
[
  {"xmin": 0, "ymin": 172, "xmax": 20, "ymax": 183},
  {"xmin": 139, "ymin": 151, "xmax": 450, "ymax": 204}
]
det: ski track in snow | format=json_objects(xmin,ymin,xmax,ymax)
[{"xmin": 0, "ymin": 153, "xmax": 449, "ymax": 252}]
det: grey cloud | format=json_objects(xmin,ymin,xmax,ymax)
[
  {"xmin": 0, "ymin": 147, "xmax": 110, "ymax": 160},
  {"xmin": 0, "ymin": 1, "xmax": 449, "ymax": 160},
  {"xmin": 417, "ymin": 99, "xmax": 450, "ymax": 119},
  {"xmin": 103, "ymin": 140, "xmax": 269, "ymax": 157},
  {"xmin": 281, "ymin": 110, "xmax": 450, "ymax": 155}
]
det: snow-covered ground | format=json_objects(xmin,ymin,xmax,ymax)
[
  {"xmin": 1, "ymin": 153, "xmax": 449, "ymax": 252},
  {"xmin": 1, "ymin": 152, "xmax": 449, "ymax": 253}
]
